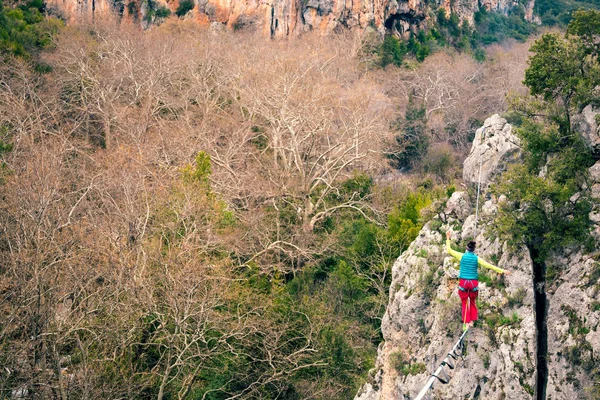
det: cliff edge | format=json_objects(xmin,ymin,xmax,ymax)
[{"xmin": 355, "ymin": 114, "xmax": 600, "ymax": 400}]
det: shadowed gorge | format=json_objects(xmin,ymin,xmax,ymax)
[{"xmin": 532, "ymin": 253, "xmax": 548, "ymax": 400}]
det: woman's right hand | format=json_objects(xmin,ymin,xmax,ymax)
[{"xmin": 446, "ymin": 231, "xmax": 451, "ymax": 239}]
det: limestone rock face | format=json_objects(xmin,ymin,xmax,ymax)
[
  {"xmin": 444, "ymin": 190, "xmax": 471, "ymax": 221},
  {"xmin": 544, "ymin": 252, "xmax": 600, "ymax": 400},
  {"xmin": 462, "ymin": 114, "xmax": 520, "ymax": 187},
  {"xmin": 590, "ymin": 161, "xmax": 600, "ymax": 201},
  {"xmin": 48, "ymin": 0, "xmax": 535, "ymax": 37},
  {"xmin": 480, "ymin": 0, "xmax": 519, "ymax": 15},
  {"xmin": 439, "ymin": 0, "xmax": 536, "ymax": 24},
  {"xmin": 47, "ymin": 0, "xmax": 114, "ymax": 22},
  {"xmin": 354, "ymin": 116, "xmax": 600, "ymax": 400},
  {"xmin": 574, "ymin": 104, "xmax": 600, "ymax": 159},
  {"xmin": 357, "ymin": 202, "xmax": 537, "ymax": 400}
]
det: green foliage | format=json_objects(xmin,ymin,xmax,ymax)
[
  {"xmin": 420, "ymin": 266, "xmax": 438, "ymax": 304},
  {"xmin": 175, "ymin": 0, "xmax": 195, "ymax": 18},
  {"xmin": 154, "ymin": 5, "xmax": 171, "ymax": 18},
  {"xmin": 421, "ymin": 143, "xmax": 456, "ymax": 181},
  {"xmin": 407, "ymin": 34, "xmax": 431, "ymax": 62},
  {"xmin": 340, "ymin": 173, "xmax": 374, "ymax": 199},
  {"xmin": 490, "ymin": 21, "xmax": 600, "ymax": 389},
  {"xmin": 484, "ymin": 311, "xmax": 521, "ymax": 329},
  {"xmin": 287, "ymin": 182, "xmax": 447, "ymax": 370},
  {"xmin": 317, "ymin": 327, "xmax": 359, "ymax": 383},
  {"xmin": 494, "ymin": 164, "xmax": 593, "ymax": 262},
  {"xmin": 390, "ymin": 352, "xmax": 426, "ymax": 376},
  {"xmin": 562, "ymin": 305, "xmax": 591, "ymax": 336},
  {"xmin": 127, "ymin": 0, "xmax": 138, "ymax": 18},
  {"xmin": 144, "ymin": 0, "xmax": 171, "ymax": 21},
  {"xmin": 437, "ymin": 10, "xmax": 461, "ymax": 38},
  {"xmin": 175, "ymin": 0, "xmax": 194, "ymax": 17},
  {"xmin": 535, "ymin": 0, "xmax": 600, "ymax": 26},
  {"xmin": 0, "ymin": 0, "xmax": 63, "ymax": 58},
  {"xmin": 494, "ymin": 116, "xmax": 594, "ymax": 262},
  {"xmin": 0, "ymin": 139, "xmax": 13, "ymax": 154},
  {"xmin": 376, "ymin": 6, "xmax": 538, "ymax": 65},
  {"xmin": 501, "ymin": 110, "xmax": 525, "ymax": 127},
  {"xmin": 520, "ymin": 10, "xmax": 600, "ymax": 142},
  {"xmin": 377, "ymin": 4, "xmax": 599, "ymax": 66},
  {"xmin": 506, "ymin": 287, "xmax": 527, "ymax": 308},
  {"xmin": 522, "ymin": 383, "xmax": 534, "ymax": 396},
  {"xmin": 131, "ymin": 313, "xmax": 163, "ymax": 371},
  {"xmin": 388, "ymin": 97, "xmax": 428, "ymax": 170},
  {"xmin": 250, "ymin": 125, "xmax": 268, "ymax": 150},
  {"xmin": 380, "ymin": 35, "xmax": 407, "ymax": 67},
  {"xmin": 387, "ymin": 190, "xmax": 434, "ymax": 250},
  {"xmin": 477, "ymin": 268, "xmax": 492, "ymax": 285},
  {"xmin": 426, "ymin": 7, "xmax": 536, "ymax": 61},
  {"xmin": 238, "ymin": 260, "xmax": 378, "ymax": 398},
  {"xmin": 513, "ymin": 360, "xmax": 535, "ymax": 395},
  {"xmin": 390, "ymin": 351, "xmax": 404, "ymax": 372},
  {"xmin": 494, "ymin": 12, "xmax": 600, "ymax": 263},
  {"xmin": 524, "ymin": 33, "xmax": 600, "ymax": 117},
  {"xmin": 482, "ymin": 352, "xmax": 490, "ymax": 369},
  {"xmin": 182, "ymin": 151, "xmax": 212, "ymax": 188},
  {"xmin": 564, "ymin": 341, "xmax": 595, "ymax": 372},
  {"xmin": 567, "ymin": 9, "xmax": 600, "ymax": 55},
  {"xmin": 473, "ymin": 7, "xmax": 536, "ymax": 44},
  {"xmin": 401, "ymin": 362, "xmax": 426, "ymax": 376},
  {"xmin": 473, "ymin": 47, "xmax": 486, "ymax": 62},
  {"xmin": 329, "ymin": 260, "xmax": 369, "ymax": 302}
]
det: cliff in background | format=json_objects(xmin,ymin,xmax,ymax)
[
  {"xmin": 354, "ymin": 114, "xmax": 600, "ymax": 400},
  {"xmin": 46, "ymin": 0, "xmax": 535, "ymax": 37}
]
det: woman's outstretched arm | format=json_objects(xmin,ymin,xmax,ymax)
[{"xmin": 445, "ymin": 231, "xmax": 463, "ymax": 261}]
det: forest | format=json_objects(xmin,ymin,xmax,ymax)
[{"xmin": 0, "ymin": 1, "xmax": 599, "ymax": 399}]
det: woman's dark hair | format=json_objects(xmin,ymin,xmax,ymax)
[{"xmin": 467, "ymin": 241, "xmax": 476, "ymax": 251}]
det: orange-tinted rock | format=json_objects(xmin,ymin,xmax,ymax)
[{"xmin": 49, "ymin": 0, "xmax": 536, "ymax": 37}]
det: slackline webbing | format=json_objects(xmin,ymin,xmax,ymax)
[{"xmin": 413, "ymin": 327, "xmax": 469, "ymax": 400}]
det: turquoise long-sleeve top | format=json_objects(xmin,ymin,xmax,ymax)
[{"xmin": 446, "ymin": 239, "xmax": 505, "ymax": 279}]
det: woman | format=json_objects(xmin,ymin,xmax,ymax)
[{"xmin": 445, "ymin": 231, "xmax": 510, "ymax": 329}]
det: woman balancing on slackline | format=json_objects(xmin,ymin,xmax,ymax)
[{"xmin": 445, "ymin": 231, "xmax": 510, "ymax": 330}]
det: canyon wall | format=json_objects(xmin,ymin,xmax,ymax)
[{"xmin": 46, "ymin": 0, "xmax": 535, "ymax": 37}]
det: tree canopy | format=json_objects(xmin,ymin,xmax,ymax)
[
  {"xmin": 496, "ymin": 9, "xmax": 600, "ymax": 263},
  {"xmin": 0, "ymin": 0, "xmax": 62, "ymax": 59},
  {"xmin": 494, "ymin": 13, "xmax": 600, "ymax": 399}
]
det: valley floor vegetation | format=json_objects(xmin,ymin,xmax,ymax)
[{"xmin": 0, "ymin": 12, "xmax": 532, "ymax": 399}]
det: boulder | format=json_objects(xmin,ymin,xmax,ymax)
[
  {"xmin": 354, "ymin": 383, "xmax": 378, "ymax": 400},
  {"xmin": 574, "ymin": 104, "xmax": 600, "ymax": 158},
  {"xmin": 462, "ymin": 114, "xmax": 521, "ymax": 187},
  {"xmin": 444, "ymin": 191, "xmax": 471, "ymax": 221}
]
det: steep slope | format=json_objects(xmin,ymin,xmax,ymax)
[
  {"xmin": 355, "ymin": 114, "xmax": 600, "ymax": 400},
  {"xmin": 46, "ymin": 0, "xmax": 535, "ymax": 37}
]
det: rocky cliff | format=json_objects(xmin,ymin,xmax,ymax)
[
  {"xmin": 47, "ymin": 0, "xmax": 535, "ymax": 37},
  {"xmin": 355, "ymin": 114, "xmax": 600, "ymax": 400}
]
